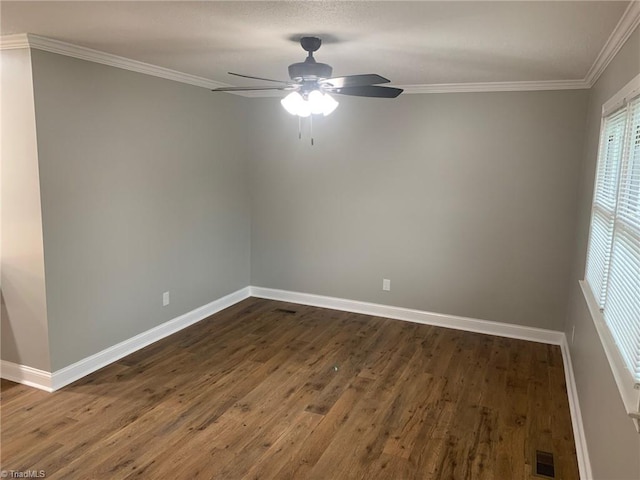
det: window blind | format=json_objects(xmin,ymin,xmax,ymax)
[
  {"xmin": 585, "ymin": 108, "xmax": 627, "ymax": 307},
  {"xmin": 585, "ymin": 95, "xmax": 640, "ymax": 384},
  {"xmin": 605, "ymin": 97, "xmax": 640, "ymax": 382}
]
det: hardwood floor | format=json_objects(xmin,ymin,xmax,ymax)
[{"xmin": 0, "ymin": 298, "xmax": 579, "ymax": 479}]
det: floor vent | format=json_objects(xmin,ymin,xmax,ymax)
[
  {"xmin": 534, "ymin": 450, "xmax": 555, "ymax": 478},
  {"xmin": 274, "ymin": 308, "xmax": 297, "ymax": 315}
]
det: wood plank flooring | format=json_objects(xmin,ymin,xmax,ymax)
[{"xmin": 0, "ymin": 298, "xmax": 579, "ymax": 479}]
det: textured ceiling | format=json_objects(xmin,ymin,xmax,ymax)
[{"xmin": 0, "ymin": 1, "xmax": 631, "ymax": 87}]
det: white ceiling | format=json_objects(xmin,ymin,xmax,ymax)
[{"xmin": 0, "ymin": 1, "xmax": 633, "ymax": 89}]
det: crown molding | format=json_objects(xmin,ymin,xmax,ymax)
[
  {"xmin": 0, "ymin": 33, "xmax": 592, "ymax": 95},
  {"xmin": 2, "ymin": 1, "xmax": 638, "ymax": 98},
  {"xmin": 1, "ymin": 33, "xmax": 242, "ymax": 93},
  {"xmin": 0, "ymin": 33, "xmax": 30, "ymax": 50},
  {"xmin": 400, "ymin": 79, "xmax": 589, "ymax": 94},
  {"xmin": 585, "ymin": 0, "xmax": 640, "ymax": 87},
  {"xmin": 0, "ymin": 32, "xmax": 596, "ymax": 96}
]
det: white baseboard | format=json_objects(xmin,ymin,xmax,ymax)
[
  {"xmin": 0, "ymin": 361, "xmax": 53, "ymax": 392},
  {"xmin": 249, "ymin": 286, "xmax": 565, "ymax": 345},
  {"xmin": 560, "ymin": 336, "xmax": 593, "ymax": 480},
  {"xmin": 51, "ymin": 286, "xmax": 251, "ymax": 390}
]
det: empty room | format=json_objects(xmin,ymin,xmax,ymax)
[{"xmin": 1, "ymin": 1, "xmax": 639, "ymax": 479}]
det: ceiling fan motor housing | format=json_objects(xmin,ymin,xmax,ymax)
[{"xmin": 288, "ymin": 61, "xmax": 333, "ymax": 82}]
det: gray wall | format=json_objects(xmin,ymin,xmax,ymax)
[
  {"xmin": 30, "ymin": 50, "xmax": 251, "ymax": 371},
  {"xmin": 1, "ymin": 48, "xmax": 51, "ymax": 371},
  {"xmin": 565, "ymin": 26, "xmax": 640, "ymax": 480},
  {"xmin": 249, "ymin": 89, "xmax": 588, "ymax": 330}
]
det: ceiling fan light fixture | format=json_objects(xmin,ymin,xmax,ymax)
[{"xmin": 281, "ymin": 90, "xmax": 339, "ymax": 117}]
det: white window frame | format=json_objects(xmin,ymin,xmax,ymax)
[{"xmin": 581, "ymin": 72, "xmax": 640, "ymax": 431}]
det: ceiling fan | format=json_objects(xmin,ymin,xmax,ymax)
[{"xmin": 212, "ymin": 36, "xmax": 403, "ymax": 118}]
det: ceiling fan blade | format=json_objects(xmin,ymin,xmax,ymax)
[
  {"xmin": 327, "ymin": 85, "xmax": 403, "ymax": 98},
  {"xmin": 211, "ymin": 86, "xmax": 291, "ymax": 92},
  {"xmin": 228, "ymin": 72, "xmax": 295, "ymax": 85},
  {"xmin": 319, "ymin": 74, "xmax": 390, "ymax": 88}
]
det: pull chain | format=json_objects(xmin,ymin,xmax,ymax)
[{"xmin": 295, "ymin": 116, "xmax": 316, "ymax": 146}]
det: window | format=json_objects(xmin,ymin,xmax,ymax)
[{"xmin": 584, "ymin": 73, "xmax": 640, "ymax": 424}]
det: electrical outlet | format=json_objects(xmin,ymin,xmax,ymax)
[
  {"xmin": 163, "ymin": 291, "xmax": 170, "ymax": 307},
  {"xmin": 382, "ymin": 279, "xmax": 391, "ymax": 291}
]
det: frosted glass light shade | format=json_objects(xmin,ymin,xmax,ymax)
[
  {"xmin": 281, "ymin": 91, "xmax": 304, "ymax": 115},
  {"xmin": 321, "ymin": 93, "xmax": 339, "ymax": 116},
  {"xmin": 308, "ymin": 90, "xmax": 325, "ymax": 115}
]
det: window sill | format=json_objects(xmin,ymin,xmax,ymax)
[{"xmin": 579, "ymin": 280, "xmax": 640, "ymax": 432}]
